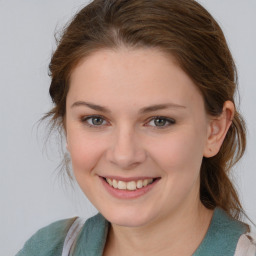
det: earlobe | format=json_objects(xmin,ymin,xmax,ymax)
[{"xmin": 203, "ymin": 101, "xmax": 235, "ymax": 158}]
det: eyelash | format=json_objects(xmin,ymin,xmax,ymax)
[
  {"xmin": 80, "ymin": 115, "xmax": 176, "ymax": 129},
  {"xmin": 146, "ymin": 116, "xmax": 176, "ymax": 129},
  {"xmin": 81, "ymin": 115, "xmax": 108, "ymax": 128}
]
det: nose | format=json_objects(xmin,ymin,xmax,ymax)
[{"xmin": 105, "ymin": 126, "xmax": 147, "ymax": 170}]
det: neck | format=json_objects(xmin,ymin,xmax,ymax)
[{"xmin": 103, "ymin": 202, "xmax": 213, "ymax": 256}]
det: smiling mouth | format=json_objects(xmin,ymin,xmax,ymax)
[{"xmin": 103, "ymin": 177, "xmax": 159, "ymax": 191}]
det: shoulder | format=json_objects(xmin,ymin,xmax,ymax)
[
  {"xmin": 16, "ymin": 217, "xmax": 77, "ymax": 256},
  {"xmin": 194, "ymin": 208, "xmax": 250, "ymax": 256},
  {"xmin": 211, "ymin": 208, "xmax": 256, "ymax": 256}
]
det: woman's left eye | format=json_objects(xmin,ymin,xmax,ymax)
[
  {"xmin": 81, "ymin": 116, "xmax": 108, "ymax": 127},
  {"xmin": 146, "ymin": 117, "xmax": 175, "ymax": 128}
]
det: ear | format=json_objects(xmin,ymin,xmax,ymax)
[{"xmin": 203, "ymin": 101, "xmax": 235, "ymax": 158}]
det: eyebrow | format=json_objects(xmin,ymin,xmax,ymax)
[
  {"xmin": 139, "ymin": 103, "xmax": 186, "ymax": 113},
  {"xmin": 71, "ymin": 101, "xmax": 186, "ymax": 113},
  {"xmin": 71, "ymin": 101, "xmax": 111, "ymax": 113}
]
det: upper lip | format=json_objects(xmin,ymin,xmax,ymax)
[{"xmin": 100, "ymin": 175, "xmax": 160, "ymax": 182}]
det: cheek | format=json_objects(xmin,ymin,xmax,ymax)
[
  {"xmin": 67, "ymin": 130, "xmax": 105, "ymax": 175},
  {"xmin": 149, "ymin": 128, "xmax": 205, "ymax": 175},
  {"xmin": 67, "ymin": 132, "xmax": 107, "ymax": 199}
]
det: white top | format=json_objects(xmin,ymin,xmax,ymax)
[
  {"xmin": 234, "ymin": 234, "xmax": 256, "ymax": 256},
  {"xmin": 62, "ymin": 217, "xmax": 86, "ymax": 256}
]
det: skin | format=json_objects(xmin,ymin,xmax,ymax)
[{"xmin": 65, "ymin": 47, "xmax": 234, "ymax": 255}]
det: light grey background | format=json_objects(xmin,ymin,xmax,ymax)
[{"xmin": 0, "ymin": 1, "xmax": 255, "ymax": 255}]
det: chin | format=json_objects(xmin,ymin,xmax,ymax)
[
  {"xmin": 110, "ymin": 216, "xmax": 151, "ymax": 228},
  {"xmin": 101, "ymin": 207, "xmax": 156, "ymax": 228}
]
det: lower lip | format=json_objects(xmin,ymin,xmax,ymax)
[{"xmin": 100, "ymin": 177, "xmax": 160, "ymax": 199}]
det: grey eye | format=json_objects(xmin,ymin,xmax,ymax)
[
  {"xmin": 83, "ymin": 116, "xmax": 107, "ymax": 126},
  {"xmin": 147, "ymin": 117, "xmax": 175, "ymax": 128},
  {"xmin": 91, "ymin": 117, "xmax": 104, "ymax": 125},
  {"xmin": 154, "ymin": 118, "xmax": 167, "ymax": 126}
]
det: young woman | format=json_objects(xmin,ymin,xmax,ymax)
[{"xmin": 16, "ymin": 0, "xmax": 256, "ymax": 255}]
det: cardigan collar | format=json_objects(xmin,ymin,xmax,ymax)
[{"xmin": 74, "ymin": 207, "xmax": 247, "ymax": 256}]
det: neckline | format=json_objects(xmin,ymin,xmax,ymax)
[{"xmin": 74, "ymin": 207, "xmax": 247, "ymax": 256}]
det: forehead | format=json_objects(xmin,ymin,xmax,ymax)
[{"xmin": 67, "ymin": 47, "xmax": 204, "ymax": 111}]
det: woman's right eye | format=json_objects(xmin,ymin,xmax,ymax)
[{"xmin": 81, "ymin": 115, "xmax": 108, "ymax": 127}]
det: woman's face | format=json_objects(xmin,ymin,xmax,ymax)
[{"xmin": 65, "ymin": 47, "xmax": 211, "ymax": 227}]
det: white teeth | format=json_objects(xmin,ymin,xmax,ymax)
[
  {"xmin": 106, "ymin": 178, "xmax": 112, "ymax": 186},
  {"xmin": 143, "ymin": 179, "xmax": 148, "ymax": 187},
  {"xmin": 112, "ymin": 179, "xmax": 118, "ymax": 188},
  {"xmin": 105, "ymin": 178, "xmax": 155, "ymax": 190},
  {"xmin": 127, "ymin": 181, "xmax": 136, "ymax": 191},
  {"xmin": 136, "ymin": 180, "xmax": 143, "ymax": 189},
  {"xmin": 117, "ymin": 181, "xmax": 126, "ymax": 190}
]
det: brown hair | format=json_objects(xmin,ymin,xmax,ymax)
[{"xmin": 46, "ymin": 0, "xmax": 246, "ymax": 219}]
